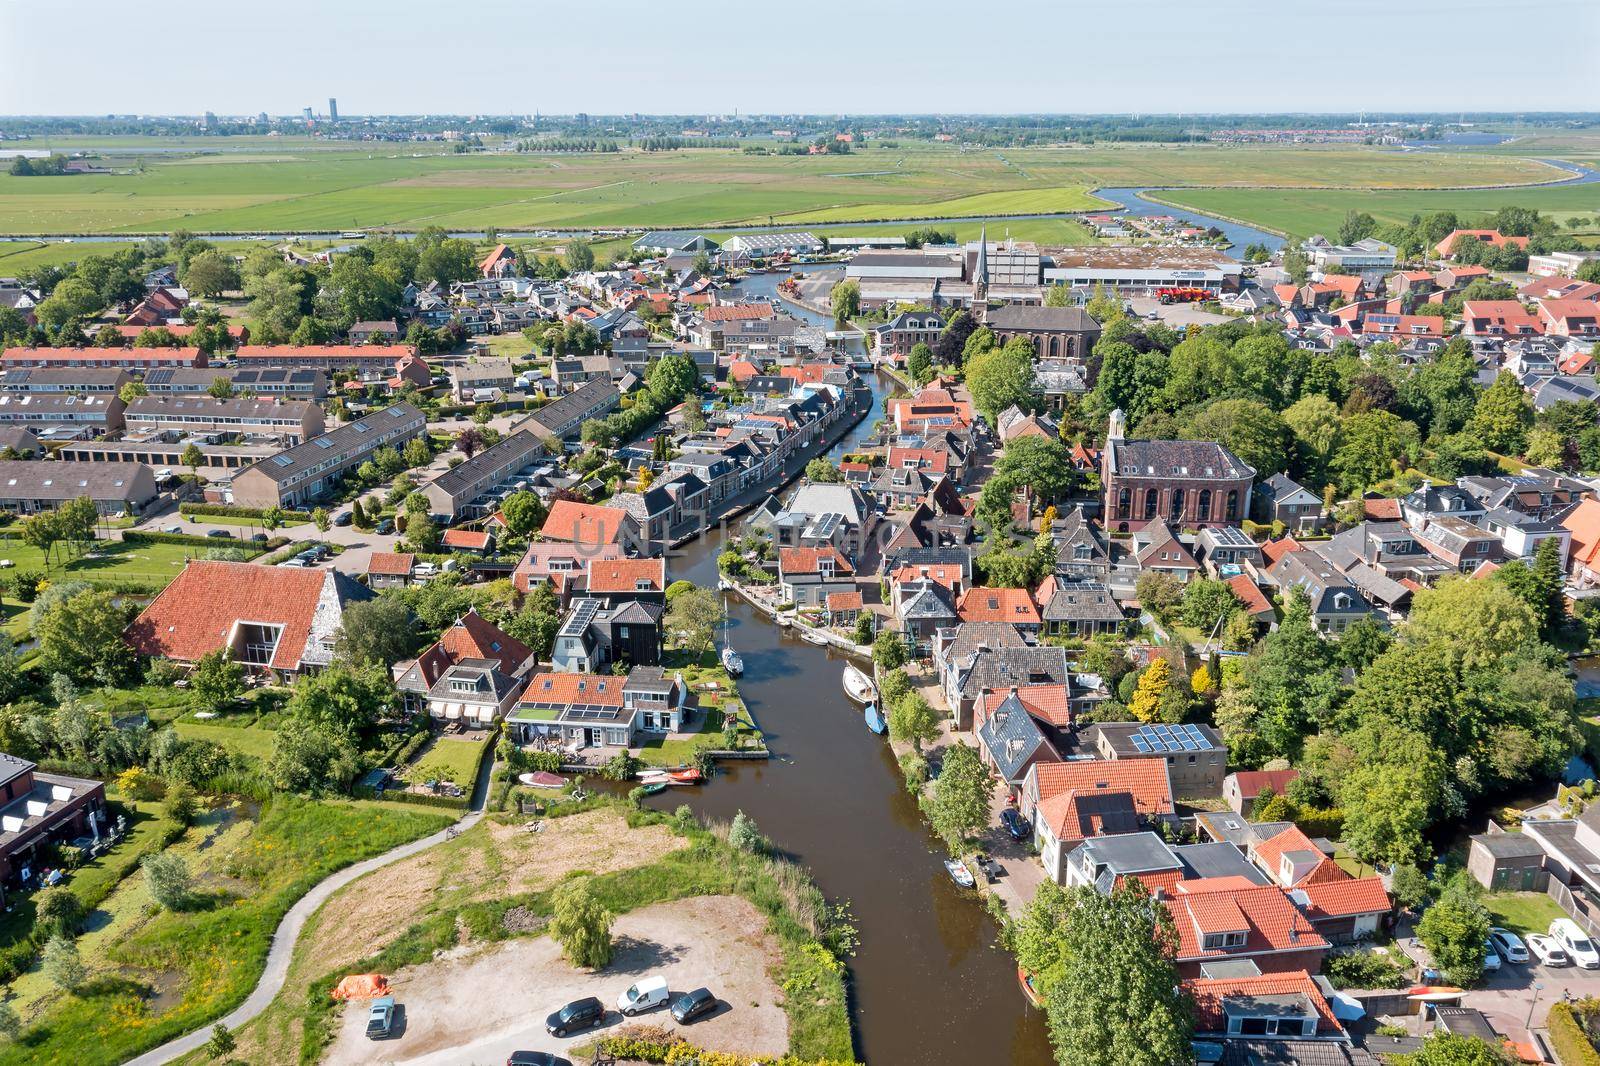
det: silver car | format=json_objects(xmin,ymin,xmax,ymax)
[{"xmin": 1490, "ymin": 927, "xmax": 1529, "ymax": 964}]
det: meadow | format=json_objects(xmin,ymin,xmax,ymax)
[
  {"xmin": 1158, "ymin": 181, "xmax": 1600, "ymax": 239},
  {"xmin": 0, "ymin": 140, "xmax": 1561, "ymax": 235}
]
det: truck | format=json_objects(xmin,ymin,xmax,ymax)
[
  {"xmin": 366, "ymin": 996, "xmax": 397, "ymax": 1039},
  {"xmin": 1156, "ymin": 287, "xmax": 1211, "ymax": 304}
]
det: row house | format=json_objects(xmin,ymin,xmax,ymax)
[
  {"xmin": 235, "ymin": 344, "xmax": 412, "ymax": 373},
  {"xmin": 2, "ymin": 346, "xmax": 206, "ymax": 371},
  {"xmin": 123, "ymin": 395, "xmax": 325, "ymax": 444},
  {"xmin": 230, "ymin": 402, "xmax": 426, "ymax": 509}
]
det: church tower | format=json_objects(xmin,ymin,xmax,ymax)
[{"xmin": 972, "ymin": 223, "xmax": 989, "ymax": 310}]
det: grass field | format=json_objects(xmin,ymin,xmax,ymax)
[
  {"xmin": 1484, "ymin": 891, "xmax": 1568, "ymax": 937},
  {"xmin": 0, "ymin": 796, "xmax": 451, "ymax": 1066},
  {"xmin": 1159, "ymin": 181, "xmax": 1600, "ymax": 239},
  {"xmin": 401, "ymin": 734, "xmax": 488, "ymax": 786},
  {"xmin": 0, "ymin": 141, "xmax": 1561, "ymax": 235},
  {"xmin": 0, "ymin": 537, "xmax": 258, "ymax": 587}
]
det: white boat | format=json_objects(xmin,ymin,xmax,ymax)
[
  {"xmin": 842, "ymin": 664, "xmax": 877, "ymax": 704},
  {"xmin": 721, "ymin": 645, "xmax": 744, "ymax": 677},
  {"xmin": 944, "ymin": 859, "xmax": 975, "ymax": 889},
  {"xmin": 801, "ymin": 629, "xmax": 828, "ymax": 646}
]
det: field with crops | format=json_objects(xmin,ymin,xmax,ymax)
[{"xmin": 0, "ymin": 140, "xmax": 1562, "ymax": 235}]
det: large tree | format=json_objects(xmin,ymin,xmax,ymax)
[
  {"xmin": 1417, "ymin": 875, "xmax": 1492, "ymax": 987},
  {"xmin": 1042, "ymin": 882, "xmax": 1194, "ymax": 1066},
  {"xmin": 1468, "ymin": 371, "xmax": 1534, "ymax": 456},
  {"xmin": 334, "ymin": 597, "xmax": 418, "ymax": 667},
  {"xmin": 1183, "ymin": 398, "xmax": 1291, "ymax": 480},
  {"xmin": 36, "ymin": 588, "xmax": 134, "ymax": 684},
  {"xmin": 925, "ymin": 742, "xmax": 993, "ymax": 850},
  {"xmin": 967, "ymin": 336, "xmax": 1039, "ymax": 424},
  {"xmin": 666, "ymin": 587, "xmax": 721, "ymax": 659}
]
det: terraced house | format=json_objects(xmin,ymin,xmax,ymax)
[
  {"xmin": 124, "ymin": 396, "xmax": 325, "ymax": 444},
  {"xmin": 229, "ymin": 402, "xmax": 426, "ymax": 509}
]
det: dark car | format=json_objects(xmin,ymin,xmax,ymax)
[
  {"xmin": 332, "ymin": 509, "xmax": 353, "ymax": 527},
  {"xmin": 205, "ymin": 529, "xmax": 234, "ymax": 539},
  {"xmin": 508, "ymin": 1053, "xmax": 570, "ymax": 1066},
  {"xmin": 999, "ymin": 808, "xmax": 1030, "ymax": 842},
  {"xmin": 376, "ymin": 519, "xmax": 395, "ymax": 535},
  {"xmin": 544, "ymin": 997, "xmax": 603, "ymax": 1037},
  {"xmin": 251, "ymin": 532, "xmax": 269, "ymax": 543},
  {"xmin": 670, "ymin": 987, "xmax": 717, "ymax": 1024}
]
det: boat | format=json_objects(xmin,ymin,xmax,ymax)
[
  {"xmin": 801, "ymin": 629, "xmax": 828, "ymax": 645},
  {"xmin": 842, "ymin": 664, "xmax": 877, "ymax": 704},
  {"xmin": 864, "ymin": 703, "xmax": 886, "ymax": 735},
  {"xmin": 339, "ymin": 230, "xmax": 366, "ymax": 239},
  {"xmin": 1406, "ymin": 986, "xmax": 1466, "ymax": 1003},
  {"xmin": 944, "ymin": 859, "xmax": 975, "ymax": 889},
  {"xmin": 667, "ymin": 768, "xmax": 704, "ymax": 783},
  {"xmin": 1017, "ymin": 967, "xmax": 1044, "ymax": 1009},
  {"xmin": 638, "ymin": 782, "xmax": 669, "ymax": 796},
  {"xmin": 721, "ymin": 646, "xmax": 744, "ymax": 676},
  {"xmin": 518, "ymin": 771, "xmax": 566, "ymax": 789}
]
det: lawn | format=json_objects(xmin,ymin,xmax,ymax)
[
  {"xmin": 401, "ymin": 734, "xmax": 489, "ymax": 787},
  {"xmin": 0, "ymin": 796, "xmax": 451, "ymax": 1066},
  {"xmin": 0, "ymin": 140, "xmax": 1559, "ymax": 235},
  {"xmin": 0, "ymin": 538, "xmax": 262, "ymax": 588},
  {"xmin": 1484, "ymin": 891, "xmax": 1568, "ymax": 937},
  {"xmin": 172, "ymin": 719, "xmax": 279, "ymax": 761}
]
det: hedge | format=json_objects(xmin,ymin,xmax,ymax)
[
  {"xmin": 1548, "ymin": 1002, "xmax": 1600, "ymax": 1066},
  {"xmin": 595, "ymin": 1033, "xmax": 856, "ymax": 1066},
  {"xmin": 179, "ymin": 502, "xmax": 313, "ymax": 522},
  {"xmin": 122, "ymin": 529, "xmax": 269, "ymax": 551},
  {"xmin": 350, "ymin": 786, "xmax": 466, "ymax": 811}
]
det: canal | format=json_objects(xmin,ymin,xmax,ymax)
[{"xmin": 651, "ymin": 347, "xmax": 1055, "ymax": 1064}]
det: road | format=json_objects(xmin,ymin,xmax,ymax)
[{"xmin": 123, "ymin": 756, "xmax": 496, "ymax": 1066}]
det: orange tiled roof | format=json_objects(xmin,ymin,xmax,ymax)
[
  {"xmin": 1187, "ymin": 972, "xmax": 1341, "ymax": 1034},
  {"xmin": 826, "ymin": 590, "xmax": 863, "ymax": 611},
  {"xmin": 1033, "ymin": 760, "xmax": 1173, "ymax": 836},
  {"xmin": 541, "ymin": 500, "xmax": 631, "ymax": 545},
  {"xmin": 368, "ymin": 551, "xmax": 415, "ymax": 576},
  {"xmin": 1225, "ymin": 574, "xmax": 1273, "ymax": 617},
  {"xmin": 519, "ymin": 671, "xmax": 625, "ymax": 708},
  {"xmin": 1564, "ymin": 498, "xmax": 1600, "ymax": 572},
  {"xmin": 126, "ymin": 560, "xmax": 330, "ymax": 671},
  {"xmin": 978, "ymin": 683, "xmax": 1072, "ymax": 728},
  {"xmin": 586, "ymin": 557, "xmax": 666, "ymax": 594},
  {"xmin": 441, "ymin": 529, "xmax": 490, "ymax": 550},
  {"xmin": 958, "ymin": 586, "xmax": 1041, "ymax": 625},
  {"xmin": 778, "ymin": 546, "xmax": 854, "ymax": 576},
  {"xmin": 703, "ymin": 303, "xmax": 775, "ymax": 323},
  {"xmin": 1252, "ymin": 825, "xmax": 1345, "ymax": 887},
  {"xmin": 1167, "ymin": 882, "xmax": 1326, "ymax": 961}
]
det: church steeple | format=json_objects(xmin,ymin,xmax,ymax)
[{"xmin": 972, "ymin": 223, "xmax": 989, "ymax": 306}]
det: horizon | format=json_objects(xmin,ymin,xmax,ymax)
[{"xmin": 4, "ymin": 0, "xmax": 1598, "ymax": 116}]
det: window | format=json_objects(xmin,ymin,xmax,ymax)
[
  {"xmin": 1117, "ymin": 487, "xmax": 1132, "ymax": 518},
  {"xmin": 1196, "ymin": 488, "xmax": 1211, "ymax": 520},
  {"xmin": 1169, "ymin": 488, "xmax": 1185, "ymax": 521},
  {"xmin": 1225, "ymin": 490, "xmax": 1239, "ymax": 521},
  {"xmin": 1202, "ymin": 932, "xmax": 1247, "ymax": 950},
  {"xmin": 1143, "ymin": 491, "xmax": 1158, "ymax": 520}
]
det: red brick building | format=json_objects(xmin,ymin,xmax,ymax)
[{"xmin": 1101, "ymin": 411, "xmax": 1255, "ymax": 531}]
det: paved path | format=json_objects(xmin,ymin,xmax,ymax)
[{"xmin": 124, "ymin": 764, "xmax": 493, "ymax": 1066}]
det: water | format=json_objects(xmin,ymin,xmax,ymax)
[
  {"xmin": 1091, "ymin": 188, "xmax": 1285, "ymax": 250},
  {"xmin": 653, "ymin": 369, "xmax": 1055, "ymax": 1066}
]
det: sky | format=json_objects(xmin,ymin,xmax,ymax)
[{"xmin": 3, "ymin": 0, "xmax": 1598, "ymax": 116}]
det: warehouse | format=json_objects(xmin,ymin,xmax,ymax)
[{"xmin": 1041, "ymin": 247, "xmax": 1242, "ymax": 296}]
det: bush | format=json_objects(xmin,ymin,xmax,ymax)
[
  {"xmin": 898, "ymin": 750, "xmax": 928, "ymax": 793},
  {"xmin": 1550, "ymin": 1001, "xmax": 1600, "ymax": 1066},
  {"xmin": 1323, "ymin": 948, "xmax": 1407, "ymax": 990},
  {"xmin": 729, "ymin": 809, "xmax": 766, "ymax": 853},
  {"xmin": 142, "ymin": 851, "xmax": 192, "ymax": 910},
  {"xmin": 548, "ymin": 878, "xmax": 614, "ymax": 969},
  {"xmin": 350, "ymin": 787, "xmax": 467, "ymax": 810},
  {"xmin": 122, "ymin": 529, "xmax": 266, "ymax": 551},
  {"xmin": 179, "ymin": 502, "xmax": 312, "ymax": 521}
]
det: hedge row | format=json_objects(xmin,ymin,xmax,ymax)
[
  {"xmin": 1549, "ymin": 1002, "xmax": 1600, "ymax": 1066},
  {"xmin": 179, "ymin": 502, "xmax": 313, "ymax": 521},
  {"xmin": 350, "ymin": 786, "xmax": 467, "ymax": 811},
  {"xmin": 596, "ymin": 1034, "xmax": 855, "ymax": 1066},
  {"xmin": 122, "ymin": 529, "xmax": 271, "ymax": 551},
  {"xmin": 379, "ymin": 729, "xmax": 431, "ymax": 769}
]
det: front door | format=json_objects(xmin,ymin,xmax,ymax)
[{"xmin": 586, "ymin": 727, "xmax": 602, "ymax": 747}]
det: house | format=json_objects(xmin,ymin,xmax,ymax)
[
  {"xmin": 124, "ymin": 396, "xmax": 325, "ymax": 444},
  {"xmin": 549, "ymin": 595, "xmax": 664, "ymax": 673},
  {"xmin": 1538, "ymin": 298, "xmax": 1600, "ymax": 339},
  {"xmin": 1132, "ymin": 518, "xmax": 1201, "ymax": 582},
  {"xmin": 1186, "ymin": 972, "xmax": 1346, "ymax": 1044},
  {"xmin": 1563, "ymin": 498, "xmax": 1600, "ymax": 588},
  {"xmin": 0, "ymin": 754, "xmax": 108, "ymax": 905},
  {"xmin": 142, "ymin": 366, "xmax": 327, "ymax": 400},
  {"xmin": 980, "ymin": 304, "xmax": 1102, "ymax": 361},
  {"xmin": 1027, "ymin": 763, "xmax": 1175, "ymax": 883},
  {"xmin": 514, "ymin": 378, "xmax": 620, "ymax": 441},
  {"xmin": 0, "ymin": 427, "xmax": 41, "ymax": 457},
  {"xmin": 996, "ymin": 405, "xmax": 1058, "ymax": 444},
  {"xmin": 1461, "ymin": 300, "xmax": 1544, "ymax": 337},
  {"xmin": 1296, "ymin": 877, "xmax": 1391, "ymax": 945},
  {"xmin": 756, "ymin": 482, "xmax": 871, "ymax": 560},
  {"xmin": 478, "ymin": 244, "xmax": 518, "ymax": 279},
  {"xmin": 1269, "ymin": 551, "xmax": 1373, "ymax": 634},
  {"xmin": 0, "ymin": 390, "xmax": 126, "ymax": 438},
  {"xmin": 451, "ymin": 358, "xmax": 517, "ymax": 402},
  {"xmin": 1036, "ymin": 579, "xmax": 1123, "ymax": 638},
  {"xmin": 956, "ymin": 586, "xmax": 1041, "ymax": 634},
  {"xmin": 942, "ymin": 637, "xmax": 1069, "ymax": 730},
  {"xmin": 1467, "ymin": 830, "xmax": 1549, "ymax": 892},
  {"xmin": 1048, "ymin": 506, "xmax": 1112, "ymax": 583},
  {"xmin": 540, "ymin": 500, "xmax": 642, "ymax": 556},
  {"xmin": 1248, "ymin": 824, "xmax": 1343, "ymax": 888},
  {"xmin": 870, "ymin": 310, "xmax": 944, "ymax": 363},
  {"xmin": 366, "ymin": 551, "xmax": 416, "ymax": 590},
  {"xmin": 585, "ymin": 558, "xmax": 666, "ymax": 607},
  {"xmin": 421, "ymin": 430, "xmax": 544, "ymax": 521},
  {"xmin": 1410, "ymin": 514, "xmax": 1501, "ymax": 572},
  {"xmin": 393, "ymin": 610, "xmax": 534, "ymax": 721},
  {"xmin": 512, "ymin": 541, "xmax": 622, "ymax": 597},
  {"xmin": 1102, "ymin": 410, "xmax": 1254, "ymax": 531},
  {"xmin": 825, "ymin": 590, "xmax": 863, "ymax": 627},
  {"xmin": 236, "ymin": 344, "xmax": 412, "ymax": 374},
  {"xmin": 0, "ymin": 459, "xmax": 159, "ymax": 515},
  {"xmin": 348, "ymin": 319, "xmax": 401, "ymax": 345},
  {"xmin": 230, "ymin": 403, "xmax": 426, "ymax": 509},
  {"xmin": 888, "ymin": 387, "xmax": 974, "ymax": 435},
  {"xmin": 1226, "ymin": 575, "xmax": 1276, "ymax": 627},
  {"xmin": 975, "ymin": 694, "xmax": 1062, "ymax": 796},
  {"xmin": 1435, "ymin": 229, "xmax": 1529, "ymax": 259},
  {"xmin": 2, "ymin": 346, "xmax": 207, "ymax": 371},
  {"xmin": 1165, "ymin": 880, "xmax": 1328, "ymax": 979},
  {"xmin": 1087, "ymin": 721, "xmax": 1228, "ymax": 797},
  {"xmin": 1254, "ymin": 473, "xmax": 1323, "ymax": 532},
  {"xmin": 1062, "ymin": 831, "xmax": 1186, "ymax": 896},
  {"xmin": 1224, "ymin": 769, "xmax": 1302, "ymax": 816},
  {"xmin": 125, "ymin": 560, "xmax": 373, "ymax": 679},
  {"xmin": 1194, "ymin": 525, "xmax": 1265, "ymax": 576},
  {"xmin": 778, "ymin": 546, "xmax": 855, "ymax": 607},
  {"xmin": 505, "ymin": 667, "xmax": 688, "ymax": 749}
]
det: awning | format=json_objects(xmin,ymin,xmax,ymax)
[
  {"xmin": 1329, "ymin": 991, "xmax": 1366, "ymax": 1021},
  {"xmin": 444, "ymin": 704, "xmax": 462, "ymax": 720}
]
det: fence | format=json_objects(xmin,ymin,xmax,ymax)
[{"xmin": 1549, "ymin": 878, "xmax": 1600, "ymax": 939}]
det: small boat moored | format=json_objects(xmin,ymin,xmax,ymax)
[
  {"xmin": 944, "ymin": 859, "xmax": 975, "ymax": 889},
  {"xmin": 638, "ymin": 781, "xmax": 669, "ymax": 795},
  {"xmin": 721, "ymin": 645, "xmax": 744, "ymax": 677},
  {"xmin": 802, "ymin": 629, "xmax": 827, "ymax": 645},
  {"xmin": 666, "ymin": 768, "xmax": 704, "ymax": 784},
  {"xmin": 518, "ymin": 771, "xmax": 566, "ymax": 789},
  {"xmin": 1017, "ymin": 967, "xmax": 1044, "ymax": 1009},
  {"xmin": 864, "ymin": 703, "xmax": 886, "ymax": 735},
  {"xmin": 842, "ymin": 664, "xmax": 877, "ymax": 704}
]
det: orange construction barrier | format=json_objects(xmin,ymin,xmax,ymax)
[{"xmin": 331, "ymin": 974, "xmax": 391, "ymax": 1001}]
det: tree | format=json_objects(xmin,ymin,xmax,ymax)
[
  {"xmin": 907, "ymin": 342, "xmax": 933, "ymax": 385},
  {"xmin": 1469, "ymin": 372, "xmax": 1534, "ymax": 456},
  {"xmin": 992, "ymin": 435, "xmax": 1076, "ymax": 503},
  {"xmin": 203, "ymin": 1023, "xmax": 238, "ymax": 1061},
  {"xmin": 728, "ymin": 809, "xmax": 765, "ymax": 852},
  {"xmin": 311, "ymin": 507, "xmax": 331, "ymax": 534},
  {"xmin": 189, "ymin": 647, "xmax": 244, "ymax": 716},
  {"xmin": 548, "ymin": 878, "xmax": 614, "ymax": 969},
  {"xmin": 925, "ymin": 742, "xmax": 994, "ymax": 850},
  {"xmin": 1179, "ymin": 578, "xmax": 1239, "ymax": 633},
  {"xmin": 142, "ymin": 851, "xmax": 192, "ymax": 910},
  {"xmin": 455, "ymin": 426, "xmax": 485, "ymax": 460},
  {"xmin": 966, "ymin": 337, "xmax": 1038, "ymax": 425},
  {"xmin": 563, "ymin": 239, "xmax": 595, "ymax": 274},
  {"xmin": 164, "ymin": 782, "xmax": 198, "ymax": 827},
  {"xmin": 935, "ymin": 310, "xmax": 975, "ymax": 364},
  {"xmin": 1332, "ymin": 410, "xmax": 1419, "ymax": 494},
  {"xmin": 1183, "ymin": 399, "xmax": 1291, "ymax": 480},
  {"xmin": 829, "ymin": 279, "xmax": 860, "ymax": 323},
  {"xmin": 34, "ymin": 886, "xmax": 84, "ymax": 938},
  {"xmin": 1042, "ymin": 882, "xmax": 1194, "ymax": 1066},
  {"xmin": 1128, "ymin": 659, "xmax": 1173, "ymax": 723},
  {"xmin": 334, "ymin": 597, "xmax": 417, "ymax": 667},
  {"xmin": 35, "ymin": 588, "xmax": 133, "ymax": 684},
  {"xmin": 888, "ymin": 691, "xmax": 940, "ymax": 750},
  {"xmin": 804, "ymin": 457, "xmax": 842, "ymax": 483},
  {"xmin": 402, "ymin": 436, "xmax": 432, "ymax": 468},
  {"xmin": 268, "ymin": 717, "xmax": 360, "ymax": 793},
  {"xmin": 284, "ymin": 661, "xmax": 393, "ymax": 741},
  {"xmin": 42, "ymin": 935, "xmax": 86, "ymax": 992},
  {"xmin": 1135, "ymin": 571, "xmax": 1182, "ymax": 619},
  {"xmin": 691, "ymin": 251, "xmax": 713, "ymax": 276},
  {"xmin": 1417, "ymin": 876, "xmax": 1492, "ymax": 987},
  {"xmin": 1405, "ymin": 1033, "xmax": 1514, "ymax": 1066},
  {"xmin": 1408, "ymin": 577, "xmax": 1537, "ymax": 669},
  {"xmin": 180, "ymin": 442, "xmax": 206, "ymax": 477},
  {"xmin": 181, "ymin": 249, "xmax": 242, "ymax": 299},
  {"xmin": 872, "ymin": 629, "xmax": 908, "ymax": 672},
  {"xmin": 500, "ymin": 490, "xmax": 547, "ymax": 537},
  {"xmin": 504, "ymin": 582, "xmax": 561, "ymax": 661},
  {"xmin": 666, "ymin": 587, "xmax": 720, "ymax": 658}
]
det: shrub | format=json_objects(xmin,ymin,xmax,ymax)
[
  {"xmin": 548, "ymin": 878, "xmax": 614, "ymax": 969},
  {"xmin": 729, "ymin": 809, "xmax": 766, "ymax": 853},
  {"xmin": 1550, "ymin": 1001, "xmax": 1600, "ymax": 1066},
  {"xmin": 142, "ymin": 850, "xmax": 192, "ymax": 910},
  {"xmin": 1323, "ymin": 948, "xmax": 1407, "ymax": 990},
  {"xmin": 179, "ymin": 502, "xmax": 312, "ymax": 521},
  {"xmin": 41, "ymin": 935, "xmax": 85, "ymax": 991}
]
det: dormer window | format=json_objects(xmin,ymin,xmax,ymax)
[{"xmin": 1202, "ymin": 932, "xmax": 1247, "ymax": 950}]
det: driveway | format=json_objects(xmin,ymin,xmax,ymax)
[
  {"xmin": 1459, "ymin": 957, "xmax": 1600, "ymax": 1045},
  {"xmin": 1125, "ymin": 296, "xmax": 1234, "ymax": 328},
  {"xmin": 322, "ymin": 895, "xmax": 788, "ymax": 1066}
]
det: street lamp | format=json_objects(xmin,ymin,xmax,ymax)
[{"xmin": 1526, "ymin": 981, "xmax": 1544, "ymax": 1032}]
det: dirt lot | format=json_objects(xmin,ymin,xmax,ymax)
[
  {"xmin": 297, "ymin": 808, "xmax": 686, "ymax": 979},
  {"xmin": 322, "ymin": 895, "xmax": 789, "ymax": 1066}
]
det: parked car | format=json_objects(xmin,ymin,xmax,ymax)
[
  {"xmin": 206, "ymin": 529, "xmax": 234, "ymax": 539},
  {"xmin": 376, "ymin": 519, "xmax": 395, "ymax": 535},
  {"xmin": 365, "ymin": 996, "xmax": 396, "ymax": 1040},
  {"xmin": 252, "ymin": 532, "xmax": 269, "ymax": 543},
  {"xmin": 413, "ymin": 561, "xmax": 439, "ymax": 578},
  {"xmin": 670, "ymin": 987, "xmax": 718, "ymax": 1024},
  {"xmin": 544, "ymin": 996, "xmax": 604, "ymax": 1037},
  {"xmin": 1550, "ymin": 919, "xmax": 1600, "ymax": 969},
  {"xmin": 507, "ymin": 1054, "xmax": 570, "ymax": 1066},
  {"xmin": 1490, "ymin": 927, "xmax": 1529, "ymax": 964},
  {"xmin": 616, "ymin": 975, "xmax": 669, "ymax": 1016},
  {"xmin": 999, "ymin": 808, "xmax": 1030, "ymax": 842},
  {"xmin": 1527, "ymin": 932, "xmax": 1571, "ymax": 967},
  {"xmin": 332, "ymin": 509, "xmax": 353, "ymax": 527},
  {"xmin": 1482, "ymin": 943, "xmax": 1502, "ymax": 972},
  {"xmin": 162, "ymin": 525, "xmax": 183, "ymax": 534}
]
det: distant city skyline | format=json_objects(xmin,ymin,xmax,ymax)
[{"xmin": 3, "ymin": 0, "xmax": 1598, "ymax": 116}]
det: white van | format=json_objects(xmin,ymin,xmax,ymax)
[
  {"xmin": 616, "ymin": 975, "xmax": 670, "ymax": 1016},
  {"xmin": 1550, "ymin": 918, "xmax": 1600, "ymax": 969}
]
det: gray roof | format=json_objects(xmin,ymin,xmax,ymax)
[
  {"xmin": 1173, "ymin": 842, "xmax": 1269, "ymax": 884},
  {"xmin": 0, "ymin": 367, "xmax": 126, "ymax": 389},
  {"xmin": 426, "ymin": 430, "xmax": 544, "ymax": 499},
  {"xmin": 956, "ymin": 645, "xmax": 1071, "ymax": 700},
  {"xmin": 1070, "ymin": 831, "xmax": 1182, "ymax": 874},
  {"xmin": 982, "ymin": 304, "xmax": 1100, "ymax": 332},
  {"xmin": 243, "ymin": 402, "xmax": 424, "ymax": 483},
  {"xmin": 126, "ymin": 395, "xmax": 319, "ymax": 421},
  {"xmin": 1470, "ymin": 831, "xmax": 1547, "ymax": 859},
  {"xmin": 1110, "ymin": 438, "xmax": 1253, "ymax": 481},
  {"xmin": 0, "ymin": 459, "xmax": 154, "ymax": 502},
  {"xmin": 976, "ymin": 690, "xmax": 1053, "ymax": 783},
  {"xmin": 1042, "ymin": 584, "xmax": 1123, "ymax": 623},
  {"xmin": 515, "ymin": 378, "xmax": 620, "ymax": 439},
  {"xmin": 899, "ymin": 581, "xmax": 957, "ymax": 621}
]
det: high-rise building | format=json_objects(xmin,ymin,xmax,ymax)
[
  {"xmin": 328, "ymin": 98, "xmax": 338, "ymax": 122},
  {"xmin": 302, "ymin": 106, "xmax": 313, "ymax": 124},
  {"xmin": 202, "ymin": 111, "xmax": 217, "ymax": 130},
  {"xmin": 256, "ymin": 112, "xmax": 269, "ymax": 126}
]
